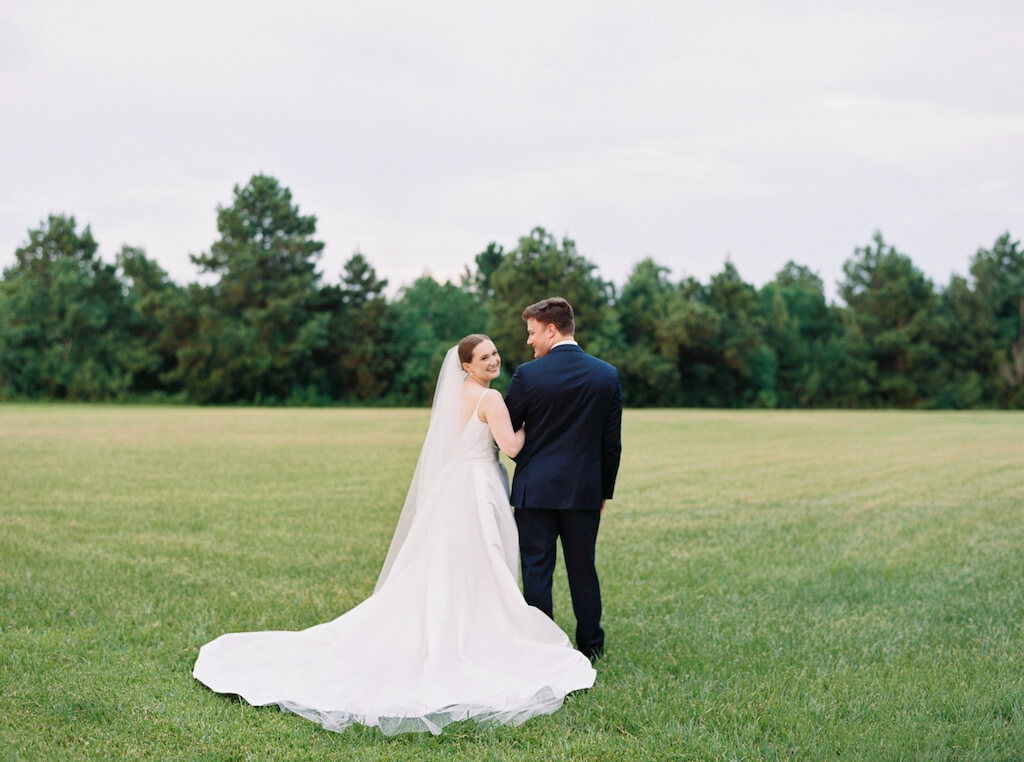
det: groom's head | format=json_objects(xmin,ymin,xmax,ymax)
[{"xmin": 522, "ymin": 297, "xmax": 574, "ymax": 358}]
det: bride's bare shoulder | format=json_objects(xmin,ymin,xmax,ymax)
[{"xmin": 478, "ymin": 388, "xmax": 508, "ymax": 419}]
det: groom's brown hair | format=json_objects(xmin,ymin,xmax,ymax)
[{"xmin": 522, "ymin": 297, "xmax": 574, "ymax": 335}]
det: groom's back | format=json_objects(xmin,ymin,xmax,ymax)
[{"xmin": 505, "ymin": 346, "xmax": 622, "ymax": 512}]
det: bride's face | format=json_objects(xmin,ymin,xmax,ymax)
[{"xmin": 464, "ymin": 340, "xmax": 501, "ymax": 382}]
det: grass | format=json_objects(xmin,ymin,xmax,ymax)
[{"xmin": 1, "ymin": 405, "xmax": 1022, "ymax": 760}]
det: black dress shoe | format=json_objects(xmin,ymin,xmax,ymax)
[{"xmin": 581, "ymin": 646, "xmax": 604, "ymax": 662}]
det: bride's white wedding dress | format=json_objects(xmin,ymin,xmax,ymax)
[{"xmin": 192, "ymin": 348, "xmax": 596, "ymax": 735}]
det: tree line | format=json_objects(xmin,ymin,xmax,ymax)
[{"xmin": 1, "ymin": 174, "xmax": 1022, "ymax": 408}]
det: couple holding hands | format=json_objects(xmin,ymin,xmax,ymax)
[{"xmin": 194, "ymin": 297, "xmax": 623, "ymax": 736}]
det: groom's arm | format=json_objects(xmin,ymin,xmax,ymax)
[
  {"xmin": 501, "ymin": 366, "xmax": 528, "ymax": 460},
  {"xmin": 503, "ymin": 366, "xmax": 529, "ymax": 463},
  {"xmin": 601, "ymin": 372, "xmax": 623, "ymax": 500},
  {"xmin": 504, "ymin": 366, "xmax": 528, "ymax": 430}
]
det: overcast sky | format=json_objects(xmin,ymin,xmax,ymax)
[{"xmin": 2, "ymin": 1, "xmax": 1022, "ymax": 301}]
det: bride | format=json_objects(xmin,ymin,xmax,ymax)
[{"xmin": 192, "ymin": 334, "xmax": 596, "ymax": 735}]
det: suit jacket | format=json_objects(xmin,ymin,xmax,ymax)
[{"xmin": 504, "ymin": 344, "xmax": 622, "ymax": 511}]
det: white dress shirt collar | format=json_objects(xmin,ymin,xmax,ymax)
[{"xmin": 552, "ymin": 339, "xmax": 579, "ymax": 349}]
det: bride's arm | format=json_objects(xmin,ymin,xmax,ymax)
[{"xmin": 479, "ymin": 390, "xmax": 525, "ymax": 458}]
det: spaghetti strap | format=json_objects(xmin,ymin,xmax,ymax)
[{"xmin": 461, "ymin": 389, "xmax": 489, "ymax": 430}]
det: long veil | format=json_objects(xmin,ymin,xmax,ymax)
[{"xmin": 374, "ymin": 345, "xmax": 465, "ymax": 592}]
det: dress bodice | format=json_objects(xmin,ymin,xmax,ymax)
[{"xmin": 461, "ymin": 394, "xmax": 500, "ymax": 463}]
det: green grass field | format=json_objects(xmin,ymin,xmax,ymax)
[{"xmin": 2, "ymin": 405, "xmax": 1022, "ymax": 760}]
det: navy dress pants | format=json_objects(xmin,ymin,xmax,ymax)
[{"xmin": 515, "ymin": 507, "xmax": 603, "ymax": 656}]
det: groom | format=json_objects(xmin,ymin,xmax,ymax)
[{"xmin": 504, "ymin": 297, "xmax": 622, "ymax": 660}]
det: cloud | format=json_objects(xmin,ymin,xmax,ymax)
[{"xmin": 2, "ymin": 1, "xmax": 1023, "ymax": 298}]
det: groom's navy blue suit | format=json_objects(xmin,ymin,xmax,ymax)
[{"xmin": 505, "ymin": 343, "xmax": 622, "ymax": 656}]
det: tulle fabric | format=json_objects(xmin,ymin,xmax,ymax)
[
  {"xmin": 192, "ymin": 360, "xmax": 596, "ymax": 735},
  {"xmin": 375, "ymin": 346, "xmax": 467, "ymax": 592}
]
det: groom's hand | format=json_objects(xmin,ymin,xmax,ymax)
[{"xmin": 601, "ymin": 499, "xmax": 606, "ymax": 514}]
